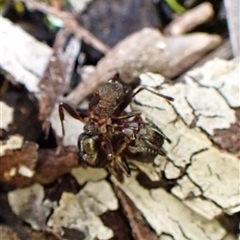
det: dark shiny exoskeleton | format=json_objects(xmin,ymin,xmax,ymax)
[{"xmin": 59, "ymin": 73, "xmax": 173, "ymax": 181}]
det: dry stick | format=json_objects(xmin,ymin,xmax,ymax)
[
  {"xmin": 16, "ymin": 0, "xmax": 110, "ymax": 54},
  {"xmin": 38, "ymin": 29, "xmax": 68, "ymax": 131},
  {"xmin": 164, "ymin": 2, "xmax": 214, "ymax": 36}
]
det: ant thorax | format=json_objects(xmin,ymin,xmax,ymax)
[{"xmin": 91, "ymin": 78, "xmax": 132, "ymax": 119}]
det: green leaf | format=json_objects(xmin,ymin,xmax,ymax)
[{"xmin": 164, "ymin": 0, "xmax": 186, "ymax": 14}]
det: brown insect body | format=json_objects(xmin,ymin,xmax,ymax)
[
  {"xmin": 59, "ymin": 73, "xmax": 173, "ymax": 181},
  {"xmin": 88, "ymin": 74, "xmax": 132, "ymax": 129}
]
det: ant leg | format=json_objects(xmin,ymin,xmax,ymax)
[
  {"xmin": 107, "ymin": 154, "xmax": 129, "ymax": 182},
  {"xmin": 116, "ymin": 157, "xmax": 131, "ymax": 177},
  {"xmin": 107, "ymin": 142, "xmax": 130, "ymax": 182},
  {"xmin": 107, "ymin": 164, "xmax": 124, "ymax": 183},
  {"xmin": 114, "ymin": 139, "xmax": 131, "ymax": 177},
  {"xmin": 112, "ymin": 110, "xmax": 142, "ymax": 120},
  {"xmin": 132, "ymin": 86, "xmax": 174, "ymax": 102},
  {"xmin": 58, "ymin": 102, "xmax": 85, "ymax": 136},
  {"xmin": 103, "ymin": 136, "xmax": 130, "ymax": 179}
]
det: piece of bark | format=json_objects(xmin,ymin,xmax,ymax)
[
  {"xmin": 0, "ymin": 135, "xmax": 23, "ymax": 157},
  {"xmin": 0, "ymin": 124, "xmax": 80, "ymax": 187},
  {"xmin": 34, "ymin": 147, "xmax": 79, "ymax": 185},
  {"xmin": 115, "ymin": 186, "xmax": 159, "ymax": 240},
  {"xmin": 131, "ymin": 58, "xmax": 239, "ymax": 220},
  {"xmin": 113, "ymin": 173, "xmax": 226, "ymax": 240},
  {"xmin": 0, "ymin": 139, "xmax": 38, "ymax": 187},
  {"xmin": 66, "ymin": 28, "xmax": 222, "ymax": 106},
  {"xmin": 172, "ymin": 176, "xmax": 223, "ymax": 220},
  {"xmin": 0, "ymin": 17, "xmax": 52, "ymax": 92},
  {"xmin": 187, "ymin": 58, "xmax": 240, "ymax": 108},
  {"xmin": 163, "ymin": 161, "xmax": 182, "ymax": 179},
  {"xmin": 71, "ymin": 167, "xmax": 108, "ymax": 185},
  {"xmin": 187, "ymin": 58, "xmax": 240, "ymax": 153},
  {"xmin": 187, "ymin": 148, "xmax": 239, "ymax": 215},
  {"xmin": 187, "ymin": 84, "xmax": 235, "ymax": 135},
  {"xmin": 0, "ymin": 109, "xmax": 81, "ymax": 187},
  {"xmin": 164, "ymin": 2, "xmax": 214, "ymax": 36},
  {"xmin": 36, "ymin": 29, "xmax": 81, "ymax": 136},
  {"xmin": 38, "ymin": 29, "xmax": 70, "ymax": 125},
  {"xmin": 47, "ymin": 180, "xmax": 118, "ymax": 239},
  {"xmin": 8, "ymin": 184, "xmax": 54, "ymax": 231}
]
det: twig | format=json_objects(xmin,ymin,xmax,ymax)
[
  {"xmin": 38, "ymin": 29, "xmax": 68, "ymax": 132},
  {"xmin": 15, "ymin": 0, "xmax": 110, "ymax": 53},
  {"xmin": 164, "ymin": 2, "xmax": 214, "ymax": 36}
]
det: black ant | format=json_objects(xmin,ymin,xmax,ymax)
[{"xmin": 59, "ymin": 73, "xmax": 173, "ymax": 181}]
